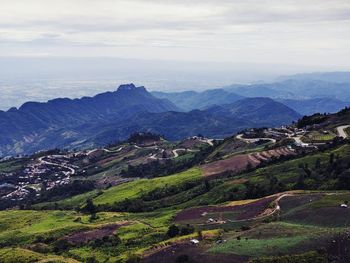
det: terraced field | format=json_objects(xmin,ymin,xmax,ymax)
[
  {"xmin": 301, "ymin": 130, "xmax": 337, "ymax": 143},
  {"xmin": 141, "ymin": 191, "xmax": 350, "ymax": 263},
  {"xmin": 175, "ymin": 196, "xmax": 275, "ymax": 224},
  {"xmin": 201, "ymin": 146, "xmax": 296, "ymax": 177},
  {"xmin": 2, "ymin": 126, "xmax": 350, "ymax": 262}
]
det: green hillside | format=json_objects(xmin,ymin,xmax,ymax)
[{"xmin": 2, "ymin": 108, "xmax": 350, "ymax": 262}]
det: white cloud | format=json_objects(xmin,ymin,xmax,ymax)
[{"xmin": 0, "ymin": 0, "xmax": 349, "ymax": 67}]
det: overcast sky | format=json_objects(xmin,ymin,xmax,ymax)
[{"xmin": 0, "ymin": 0, "xmax": 350, "ymax": 68}]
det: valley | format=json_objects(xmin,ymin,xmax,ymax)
[{"xmin": 1, "ymin": 107, "xmax": 350, "ymax": 262}]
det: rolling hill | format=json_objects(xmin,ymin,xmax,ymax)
[{"xmin": 1, "ymin": 106, "xmax": 350, "ymax": 262}]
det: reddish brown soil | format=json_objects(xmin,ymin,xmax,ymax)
[
  {"xmin": 201, "ymin": 154, "xmax": 252, "ymax": 177},
  {"xmin": 142, "ymin": 243, "xmax": 248, "ymax": 263},
  {"xmin": 178, "ymin": 138, "xmax": 205, "ymax": 149},
  {"xmin": 64, "ymin": 223, "xmax": 127, "ymax": 245},
  {"xmin": 201, "ymin": 147, "xmax": 295, "ymax": 177},
  {"xmin": 175, "ymin": 196, "xmax": 275, "ymax": 222}
]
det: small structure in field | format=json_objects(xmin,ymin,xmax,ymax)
[{"xmin": 190, "ymin": 239, "xmax": 199, "ymax": 244}]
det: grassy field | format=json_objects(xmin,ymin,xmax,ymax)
[
  {"xmin": 0, "ymin": 210, "xmax": 94, "ymax": 245},
  {"xmin": 93, "ymin": 167, "xmax": 202, "ymax": 206},
  {"xmin": 3, "ymin": 140, "xmax": 350, "ymax": 262},
  {"xmin": 178, "ymin": 145, "xmax": 350, "ymax": 209},
  {"xmin": 33, "ymin": 190, "xmax": 101, "ymax": 210},
  {"xmin": 33, "ymin": 167, "xmax": 202, "ymax": 210},
  {"xmin": 2, "ymin": 191, "xmax": 350, "ymax": 262},
  {"xmin": 0, "ymin": 208, "xmax": 179, "ymax": 262},
  {"xmin": 0, "ymin": 247, "xmax": 80, "ymax": 263},
  {"xmin": 302, "ymin": 131, "xmax": 336, "ymax": 143},
  {"xmin": 209, "ymin": 210, "xmax": 348, "ymax": 258}
]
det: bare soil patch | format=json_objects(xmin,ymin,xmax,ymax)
[
  {"xmin": 201, "ymin": 147, "xmax": 295, "ymax": 177},
  {"xmin": 175, "ymin": 196, "xmax": 275, "ymax": 222},
  {"xmin": 63, "ymin": 222, "xmax": 128, "ymax": 245}
]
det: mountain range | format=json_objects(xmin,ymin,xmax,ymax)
[
  {"xmin": 153, "ymin": 74, "xmax": 350, "ymax": 114},
  {"xmin": 2, "ymin": 72, "xmax": 350, "ymax": 156},
  {"xmin": 0, "ymin": 84, "xmax": 178, "ymax": 156},
  {"xmin": 0, "ymin": 84, "xmax": 301, "ymax": 156}
]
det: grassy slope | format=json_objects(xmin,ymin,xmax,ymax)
[
  {"xmin": 0, "ymin": 210, "xmax": 93, "ymax": 245},
  {"xmin": 180, "ymin": 144, "xmax": 350, "ymax": 208},
  {"xmin": 2, "ymin": 191, "xmax": 350, "ymax": 262},
  {"xmin": 33, "ymin": 190, "xmax": 101, "ymax": 210},
  {"xmin": 209, "ymin": 221, "xmax": 332, "ymax": 257},
  {"xmin": 35, "ymin": 145, "xmax": 350, "ymax": 212},
  {"xmin": 35, "ymin": 168, "xmax": 202, "ymax": 210},
  {"xmin": 3, "ymin": 143, "xmax": 350, "ymax": 262},
  {"xmin": 208, "ymin": 191, "xmax": 350, "ymax": 258},
  {"xmin": 0, "ymin": 247, "xmax": 79, "ymax": 263},
  {"xmin": 0, "ymin": 209, "xmax": 178, "ymax": 262}
]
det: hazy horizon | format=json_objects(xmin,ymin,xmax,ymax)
[{"xmin": 1, "ymin": 0, "xmax": 350, "ymax": 109}]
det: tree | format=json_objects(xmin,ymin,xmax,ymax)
[
  {"xmin": 315, "ymin": 158, "xmax": 321, "ymax": 170},
  {"xmin": 197, "ymin": 230, "xmax": 203, "ymax": 241},
  {"xmin": 167, "ymin": 224, "xmax": 180, "ymax": 238},
  {"xmin": 204, "ymin": 179, "xmax": 210, "ymax": 191},
  {"xmin": 297, "ymin": 174, "xmax": 305, "ymax": 189},
  {"xmin": 85, "ymin": 198, "xmax": 97, "ymax": 220},
  {"xmin": 180, "ymin": 224, "xmax": 194, "ymax": 235},
  {"xmin": 53, "ymin": 239, "xmax": 71, "ymax": 253}
]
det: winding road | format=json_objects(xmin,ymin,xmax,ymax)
[
  {"xmin": 38, "ymin": 155, "xmax": 76, "ymax": 175},
  {"xmin": 87, "ymin": 146, "xmax": 124, "ymax": 156},
  {"xmin": 236, "ymin": 134, "xmax": 277, "ymax": 144},
  {"xmin": 337, "ymin": 125, "xmax": 350, "ymax": 139}
]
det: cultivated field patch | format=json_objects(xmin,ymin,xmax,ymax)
[
  {"xmin": 175, "ymin": 196, "xmax": 275, "ymax": 224},
  {"xmin": 201, "ymin": 147, "xmax": 295, "ymax": 177}
]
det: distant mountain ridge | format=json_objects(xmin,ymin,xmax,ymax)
[
  {"xmin": 277, "ymin": 71, "xmax": 350, "ymax": 83},
  {"xmin": 206, "ymin": 97, "xmax": 301, "ymax": 126},
  {"xmin": 152, "ymin": 74, "xmax": 350, "ymax": 114},
  {"xmin": 0, "ymin": 84, "xmax": 178, "ymax": 156},
  {"xmin": 278, "ymin": 98, "xmax": 350, "ymax": 115},
  {"xmin": 152, "ymin": 89, "xmax": 244, "ymax": 111},
  {"xmin": 0, "ymin": 86, "xmax": 301, "ymax": 156},
  {"xmin": 68, "ymin": 97, "xmax": 301, "ymax": 146},
  {"xmin": 225, "ymin": 79, "xmax": 350, "ymax": 101}
]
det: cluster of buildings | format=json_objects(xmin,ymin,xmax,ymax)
[{"xmin": 0, "ymin": 154, "xmax": 80, "ymax": 202}]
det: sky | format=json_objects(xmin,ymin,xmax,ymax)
[
  {"xmin": 0, "ymin": 0, "xmax": 350, "ymax": 67},
  {"xmin": 0, "ymin": 0, "xmax": 350, "ymax": 108}
]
